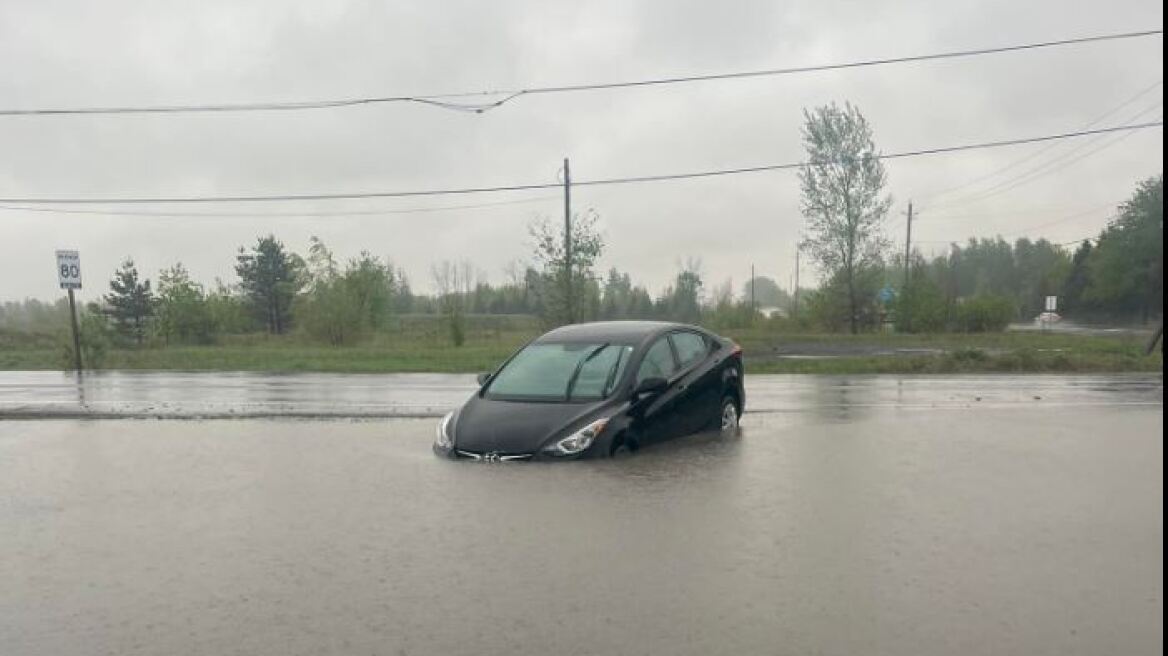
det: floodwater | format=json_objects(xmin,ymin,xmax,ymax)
[
  {"xmin": 0, "ymin": 374, "xmax": 1162, "ymax": 655},
  {"xmin": 0, "ymin": 370, "xmax": 1162, "ymax": 419}
]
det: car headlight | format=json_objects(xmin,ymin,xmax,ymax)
[
  {"xmin": 543, "ymin": 417, "xmax": 610, "ymax": 457},
  {"xmin": 435, "ymin": 411, "xmax": 455, "ymax": 449}
]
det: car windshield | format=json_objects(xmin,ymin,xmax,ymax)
[{"xmin": 486, "ymin": 342, "xmax": 633, "ymax": 401}]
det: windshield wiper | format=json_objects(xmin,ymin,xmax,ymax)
[{"xmin": 565, "ymin": 343, "xmax": 609, "ymax": 400}]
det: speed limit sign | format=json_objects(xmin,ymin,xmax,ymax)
[{"xmin": 56, "ymin": 250, "xmax": 82, "ymax": 289}]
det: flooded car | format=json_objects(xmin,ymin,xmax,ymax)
[{"xmin": 434, "ymin": 321, "xmax": 745, "ymax": 460}]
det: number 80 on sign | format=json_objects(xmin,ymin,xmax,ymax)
[{"xmin": 56, "ymin": 250, "xmax": 82, "ymax": 289}]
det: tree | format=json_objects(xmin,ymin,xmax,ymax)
[
  {"xmin": 156, "ymin": 263, "xmax": 213, "ymax": 344},
  {"xmin": 740, "ymin": 276, "xmax": 791, "ymax": 310},
  {"xmin": 104, "ymin": 258, "xmax": 154, "ymax": 345},
  {"xmin": 893, "ymin": 256, "xmax": 947, "ymax": 333},
  {"xmin": 432, "ymin": 260, "xmax": 475, "ymax": 346},
  {"xmin": 529, "ymin": 211, "xmax": 604, "ymax": 325},
  {"xmin": 235, "ymin": 235, "xmax": 304, "ymax": 335},
  {"xmin": 1060, "ymin": 241, "xmax": 1094, "ymax": 316},
  {"xmin": 799, "ymin": 102, "xmax": 892, "ymax": 333},
  {"xmin": 343, "ymin": 251, "xmax": 395, "ymax": 331},
  {"xmin": 1086, "ymin": 176, "xmax": 1163, "ymax": 322},
  {"xmin": 296, "ymin": 237, "xmax": 362, "ymax": 345},
  {"xmin": 659, "ymin": 258, "xmax": 704, "ymax": 323}
]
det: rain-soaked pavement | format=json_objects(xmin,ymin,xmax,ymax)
[{"xmin": 0, "ymin": 373, "xmax": 1162, "ymax": 655}]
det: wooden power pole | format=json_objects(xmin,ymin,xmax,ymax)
[
  {"xmin": 563, "ymin": 157, "xmax": 572, "ymax": 324},
  {"xmin": 903, "ymin": 201, "xmax": 914, "ymax": 289}
]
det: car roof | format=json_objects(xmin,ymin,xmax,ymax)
[{"xmin": 535, "ymin": 320, "xmax": 704, "ymax": 345}]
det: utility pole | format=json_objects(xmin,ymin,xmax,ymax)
[
  {"xmin": 750, "ymin": 264, "xmax": 755, "ymax": 316},
  {"xmin": 903, "ymin": 201, "xmax": 914, "ymax": 289},
  {"xmin": 899, "ymin": 202, "xmax": 915, "ymax": 332},
  {"xmin": 562, "ymin": 157, "xmax": 572, "ymax": 324},
  {"xmin": 793, "ymin": 245, "xmax": 800, "ymax": 319}
]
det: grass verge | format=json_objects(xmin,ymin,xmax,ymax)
[{"xmin": 1, "ymin": 327, "xmax": 1160, "ymax": 374}]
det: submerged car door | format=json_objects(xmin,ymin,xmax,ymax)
[
  {"xmin": 668, "ymin": 331, "xmax": 721, "ymax": 435},
  {"xmin": 632, "ymin": 336, "xmax": 681, "ymax": 445}
]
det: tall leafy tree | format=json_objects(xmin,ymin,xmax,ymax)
[
  {"xmin": 156, "ymin": 263, "xmax": 213, "ymax": 344},
  {"xmin": 104, "ymin": 258, "xmax": 154, "ymax": 345},
  {"xmin": 235, "ymin": 235, "xmax": 304, "ymax": 335},
  {"xmin": 659, "ymin": 258, "xmax": 704, "ymax": 323},
  {"xmin": 1060, "ymin": 241, "xmax": 1094, "ymax": 316},
  {"xmin": 798, "ymin": 102, "xmax": 891, "ymax": 333},
  {"xmin": 529, "ymin": 211, "xmax": 604, "ymax": 325},
  {"xmin": 296, "ymin": 237, "xmax": 361, "ymax": 345},
  {"xmin": 431, "ymin": 260, "xmax": 476, "ymax": 346},
  {"xmin": 1086, "ymin": 176, "xmax": 1163, "ymax": 322}
]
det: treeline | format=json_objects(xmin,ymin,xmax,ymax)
[
  {"xmin": 1, "ymin": 177, "xmax": 1160, "ymax": 350},
  {"xmin": 888, "ymin": 176, "xmax": 1163, "ymax": 333}
]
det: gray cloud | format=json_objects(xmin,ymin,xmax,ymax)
[{"xmin": 0, "ymin": 0, "xmax": 1162, "ymax": 303}]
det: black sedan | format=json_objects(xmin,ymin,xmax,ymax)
[{"xmin": 434, "ymin": 321, "xmax": 745, "ymax": 461}]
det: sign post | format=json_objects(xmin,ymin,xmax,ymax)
[
  {"xmin": 56, "ymin": 250, "xmax": 83, "ymax": 372},
  {"xmin": 1042, "ymin": 295, "xmax": 1057, "ymax": 332}
]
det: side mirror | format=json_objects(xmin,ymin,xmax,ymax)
[
  {"xmin": 632, "ymin": 376, "xmax": 668, "ymax": 398},
  {"xmin": 476, "ymin": 372, "xmax": 493, "ymax": 386}
]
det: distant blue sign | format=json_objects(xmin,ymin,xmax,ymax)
[{"xmin": 879, "ymin": 286, "xmax": 896, "ymax": 303}]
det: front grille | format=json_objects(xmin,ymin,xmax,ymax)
[{"xmin": 455, "ymin": 450, "xmax": 533, "ymax": 462}]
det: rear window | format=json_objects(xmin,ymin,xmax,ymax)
[{"xmin": 671, "ymin": 332, "xmax": 709, "ymax": 368}]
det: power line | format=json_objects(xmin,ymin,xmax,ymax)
[
  {"xmin": 914, "ymin": 79, "xmax": 1163, "ymax": 204},
  {"xmin": 925, "ymin": 104, "xmax": 1163, "ymax": 210},
  {"xmin": 0, "ymin": 194, "xmax": 559, "ymax": 218},
  {"xmin": 0, "ymin": 121, "xmax": 1160, "ymax": 205},
  {"xmin": 0, "ymin": 29, "xmax": 1160, "ymax": 117}
]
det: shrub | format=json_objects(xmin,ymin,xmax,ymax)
[{"xmin": 955, "ymin": 295, "xmax": 1015, "ymax": 332}]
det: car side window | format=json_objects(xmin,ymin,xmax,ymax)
[
  {"xmin": 636, "ymin": 337, "xmax": 677, "ymax": 384},
  {"xmin": 671, "ymin": 332, "xmax": 709, "ymax": 369}
]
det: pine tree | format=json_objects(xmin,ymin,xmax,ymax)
[
  {"xmin": 104, "ymin": 258, "xmax": 155, "ymax": 345},
  {"xmin": 235, "ymin": 236, "xmax": 304, "ymax": 334}
]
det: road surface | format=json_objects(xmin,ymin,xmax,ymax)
[{"xmin": 0, "ymin": 373, "xmax": 1162, "ymax": 655}]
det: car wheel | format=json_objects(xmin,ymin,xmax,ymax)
[
  {"xmin": 610, "ymin": 433, "xmax": 636, "ymax": 458},
  {"xmin": 718, "ymin": 396, "xmax": 740, "ymax": 434}
]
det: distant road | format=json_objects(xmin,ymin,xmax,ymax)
[{"xmin": 0, "ymin": 371, "xmax": 1160, "ymax": 419}]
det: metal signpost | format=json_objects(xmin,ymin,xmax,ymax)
[
  {"xmin": 56, "ymin": 250, "xmax": 83, "ymax": 371},
  {"xmin": 1042, "ymin": 295, "xmax": 1057, "ymax": 332}
]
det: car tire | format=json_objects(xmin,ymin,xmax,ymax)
[
  {"xmin": 718, "ymin": 396, "xmax": 740, "ymax": 434},
  {"xmin": 610, "ymin": 433, "xmax": 636, "ymax": 458}
]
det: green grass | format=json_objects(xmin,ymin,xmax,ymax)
[{"xmin": 0, "ymin": 321, "xmax": 1160, "ymax": 374}]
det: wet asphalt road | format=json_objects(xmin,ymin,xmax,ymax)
[{"xmin": 0, "ymin": 374, "xmax": 1162, "ymax": 655}]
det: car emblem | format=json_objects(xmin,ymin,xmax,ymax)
[{"xmin": 482, "ymin": 452, "xmax": 501, "ymax": 462}]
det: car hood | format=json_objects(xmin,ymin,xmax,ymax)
[{"xmin": 453, "ymin": 395, "xmax": 608, "ymax": 454}]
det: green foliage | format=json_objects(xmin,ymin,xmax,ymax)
[
  {"xmin": 807, "ymin": 267, "xmax": 883, "ymax": 332},
  {"xmin": 1060, "ymin": 241, "xmax": 1094, "ymax": 316},
  {"xmin": 954, "ymin": 295, "xmax": 1015, "ymax": 332},
  {"xmin": 431, "ymin": 260, "xmax": 474, "ymax": 347},
  {"xmin": 657, "ymin": 259, "xmax": 704, "ymax": 323},
  {"xmin": 1085, "ymin": 176, "xmax": 1163, "ymax": 322},
  {"xmin": 59, "ymin": 304, "xmax": 113, "ymax": 369},
  {"xmin": 103, "ymin": 258, "xmax": 155, "ymax": 346},
  {"xmin": 0, "ymin": 299, "xmax": 69, "ymax": 333},
  {"xmin": 600, "ymin": 268, "xmax": 655, "ymax": 320},
  {"xmin": 296, "ymin": 237, "xmax": 398, "ymax": 346},
  {"xmin": 799, "ymin": 102, "xmax": 891, "ymax": 334},
  {"xmin": 235, "ymin": 235, "xmax": 304, "ymax": 335},
  {"xmin": 205, "ymin": 282, "xmax": 255, "ymax": 335},
  {"xmin": 156, "ymin": 263, "xmax": 215, "ymax": 345},
  {"xmin": 894, "ymin": 260, "xmax": 948, "ymax": 333},
  {"xmin": 740, "ymin": 276, "xmax": 790, "ymax": 309},
  {"xmin": 529, "ymin": 212, "xmax": 604, "ymax": 325}
]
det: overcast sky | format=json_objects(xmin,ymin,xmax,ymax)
[{"xmin": 1, "ymin": 0, "xmax": 1163, "ymax": 303}]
